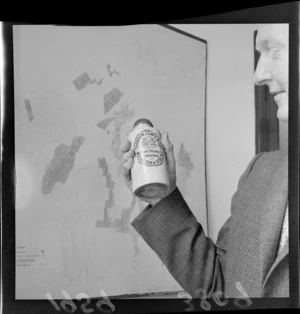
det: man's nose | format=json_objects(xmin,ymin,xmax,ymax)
[{"xmin": 253, "ymin": 55, "xmax": 272, "ymax": 86}]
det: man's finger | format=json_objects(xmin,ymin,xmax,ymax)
[
  {"xmin": 122, "ymin": 157, "xmax": 134, "ymax": 185},
  {"xmin": 121, "ymin": 149, "xmax": 134, "ymax": 164},
  {"xmin": 120, "ymin": 140, "xmax": 132, "ymax": 153},
  {"xmin": 161, "ymin": 132, "xmax": 177, "ymax": 190},
  {"xmin": 161, "ymin": 132, "xmax": 175, "ymax": 167}
]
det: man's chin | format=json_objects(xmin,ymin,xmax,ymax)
[
  {"xmin": 277, "ymin": 107, "xmax": 289, "ymax": 122},
  {"xmin": 274, "ymin": 93, "xmax": 288, "ymax": 122}
]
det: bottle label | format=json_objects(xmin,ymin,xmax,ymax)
[{"xmin": 134, "ymin": 130, "xmax": 164, "ymax": 166}]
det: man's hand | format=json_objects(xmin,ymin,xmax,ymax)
[{"xmin": 120, "ymin": 132, "xmax": 177, "ymax": 206}]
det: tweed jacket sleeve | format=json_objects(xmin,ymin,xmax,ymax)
[{"xmin": 131, "ymin": 153, "xmax": 263, "ymax": 298}]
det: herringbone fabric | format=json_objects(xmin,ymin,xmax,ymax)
[{"xmin": 132, "ymin": 150, "xmax": 289, "ymax": 298}]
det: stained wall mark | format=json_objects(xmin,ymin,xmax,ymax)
[
  {"xmin": 97, "ymin": 157, "xmax": 115, "ymax": 228},
  {"xmin": 104, "ymin": 87, "xmax": 123, "ymax": 114},
  {"xmin": 41, "ymin": 136, "xmax": 85, "ymax": 194},
  {"xmin": 110, "ymin": 105, "xmax": 135, "ymax": 160},
  {"xmin": 73, "ymin": 72, "xmax": 103, "ymax": 91},
  {"xmin": 96, "ymin": 117, "xmax": 116, "ymax": 130},
  {"xmin": 24, "ymin": 99, "xmax": 34, "ymax": 121},
  {"xmin": 106, "ymin": 64, "xmax": 120, "ymax": 77},
  {"xmin": 177, "ymin": 143, "xmax": 194, "ymax": 171}
]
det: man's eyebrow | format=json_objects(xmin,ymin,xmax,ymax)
[
  {"xmin": 255, "ymin": 39, "xmax": 268, "ymax": 51},
  {"xmin": 256, "ymin": 38, "xmax": 287, "ymax": 51}
]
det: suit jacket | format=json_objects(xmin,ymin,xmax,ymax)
[{"xmin": 131, "ymin": 150, "xmax": 289, "ymax": 298}]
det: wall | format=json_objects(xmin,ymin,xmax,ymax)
[
  {"xmin": 170, "ymin": 24, "xmax": 259, "ymax": 242},
  {"xmin": 14, "ymin": 25, "xmax": 207, "ymax": 298}
]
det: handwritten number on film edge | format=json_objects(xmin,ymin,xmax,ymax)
[
  {"xmin": 76, "ymin": 293, "xmax": 94, "ymax": 313},
  {"xmin": 177, "ymin": 291, "xmax": 195, "ymax": 312},
  {"xmin": 46, "ymin": 290, "xmax": 115, "ymax": 313},
  {"xmin": 178, "ymin": 286, "xmax": 252, "ymax": 311}
]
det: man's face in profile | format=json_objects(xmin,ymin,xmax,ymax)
[{"xmin": 254, "ymin": 24, "xmax": 289, "ymax": 122}]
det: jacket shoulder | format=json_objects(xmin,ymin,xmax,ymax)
[
  {"xmin": 258, "ymin": 150, "xmax": 288, "ymax": 162},
  {"xmin": 243, "ymin": 150, "xmax": 287, "ymax": 175}
]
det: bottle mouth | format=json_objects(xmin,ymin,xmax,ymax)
[{"xmin": 133, "ymin": 118, "xmax": 153, "ymax": 128}]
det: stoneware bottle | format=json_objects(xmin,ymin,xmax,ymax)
[{"xmin": 128, "ymin": 118, "xmax": 170, "ymax": 199}]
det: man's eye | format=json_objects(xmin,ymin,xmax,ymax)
[{"xmin": 268, "ymin": 48, "xmax": 286, "ymax": 59}]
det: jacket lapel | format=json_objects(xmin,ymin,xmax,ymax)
[
  {"xmin": 262, "ymin": 240, "xmax": 288, "ymax": 290},
  {"xmin": 259, "ymin": 153, "xmax": 288, "ymax": 286}
]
